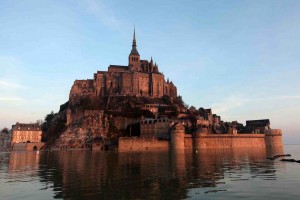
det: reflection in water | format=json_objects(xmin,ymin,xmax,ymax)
[
  {"xmin": 0, "ymin": 146, "xmax": 288, "ymax": 199},
  {"xmin": 7, "ymin": 152, "xmax": 40, "ymax": 182}
]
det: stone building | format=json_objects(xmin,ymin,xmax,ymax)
[
  {"xmin": 140, "ymin": 117, "xmax": 170, "ymax": 139},
  {"xmin": 10, "ymin": 123, "xmax": 42, "ymax": 145},
  {"xmin": 245, "ymin": 119, "xmax": 270, "ymax": 133},
  {"xmin": 69, "ymin": 29, "xmax": 177, "ymax": 104}
]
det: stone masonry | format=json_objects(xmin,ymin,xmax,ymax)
[{"xmin": 69, "ymin": 29, "xmax": 177, "ymax": 105}]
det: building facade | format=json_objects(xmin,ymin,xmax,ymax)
[
  {"xmin": 140, "ymin": 117, "xmax": 171, "ymax": 139},
  {"xmin": 11, "ymin": 123, "xmax": 42, "ymax": 145},
  {"xmin": 69, "ymin": 29, "xmax": 177, "ymax": 104}
]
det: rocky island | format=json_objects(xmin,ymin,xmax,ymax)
[{"xmin": 41, "ymin": 29, "xmax": 283, "ymax": 153}]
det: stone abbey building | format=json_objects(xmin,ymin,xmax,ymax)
[
  {"xmin": 69, "ymin": 29, "xmax": 177, "ymax": 104},
  {"xmin": 53, "ymin": 29, "xmax": 283, "ymax": 152}
]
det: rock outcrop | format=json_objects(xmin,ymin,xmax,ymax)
[{"xmin": 54, "ymin": 112, "xmax": 109, "ymax": 149}]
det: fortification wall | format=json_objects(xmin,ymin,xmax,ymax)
[
  {"xmin": 191, "ymin": 134, "xmax": 266, "ymax": 149},
  {"xmin": 118, "ymin": 132, "xmax": 283, "ymax": 151},
  {"xmin": 12, "ymin": 143, "xmax": 45, "ymax": 151},
  {"xmin": 118, "ymin": 137, "xmax": 169, "ymax": 151},
  {"xmin": 12, "ymin": 143, "xmax": 27, "ymax": 151}
]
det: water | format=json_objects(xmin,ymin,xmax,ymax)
[{"xmin": 0, "ymin": 145, "xmax": 300, "ymax": 199}]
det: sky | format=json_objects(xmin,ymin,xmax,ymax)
[{"xmin": 0, "ymin": 0, "xmax": 299, "ymax": 144}]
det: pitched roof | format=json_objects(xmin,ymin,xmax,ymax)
[
  {"xmin": 12, "ymin": 123, "xmax": 41, "ymax": 131},
  {"xmin": 246, "ymin": 119, "xmax": 270, "ymax": 126},
  {"xmin": 108, "ymin": 65, "xmax": 129, "ymax": 69}
]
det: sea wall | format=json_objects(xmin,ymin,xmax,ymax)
[
  {"xmin": 191, "ymin": 134, "xmax": 266, "ymax": 149},
  {"xmin": 118, "ymin": 137, "xmax": 169, "ymax": 151},
  {"xmin": 118, "ymin": 131, "xmax": 283, "ymax": 151},
  {"xmin": 12, "ymin": 143, "xmax": 45, "ymax": 151}
]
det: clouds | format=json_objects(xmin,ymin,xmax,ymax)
[
  {"xmin": 83, "ymin": 0, "xmax": 125, "ymax": 31},
  {"xmin": 211, "ymin": 94, "xmax": 300, "ymax": 115},
  {"xmin": 0, "ymin": 80, "xmax": 27, "ymax": 90},
  {"xmin": 211, "ymin": 95, "xmax": 248, "ymax": 114},
  {"xmin": 0, "ymin": 97, "xmax": 24, "ymax": 102},
  {"xmin": 0, "ymin": 56, "xmax": 28, "ymax": 104}
]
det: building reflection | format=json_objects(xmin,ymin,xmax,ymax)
[
  {"xmin": 7, "ymin": 151, "xmax": 40, "ymax": 181},
  {"xmin": 33, "ymin": 146, "xmax": 284, "ymax": 199}
]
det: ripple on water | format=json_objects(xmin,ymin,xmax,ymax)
[{"xmin": 1, "ymin": 146, "xmax": 300, "ymax": 199}]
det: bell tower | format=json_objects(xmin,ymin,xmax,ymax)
[{"xmin": 129, "ymin": 28, "xmax": 140, "ymax": 71}]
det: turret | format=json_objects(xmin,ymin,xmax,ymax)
[
  {"xmin": 170, "ymin": 122, "xmax": 185, "ymax": 150},
  {"xmin": 264, "ymin": 129, "xmax": 284, "ymax": 156}
]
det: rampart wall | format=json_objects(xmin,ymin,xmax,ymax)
[
  {"xmin": 118, "ymin": 137, "xmax": 169, "ymax": 151},
  {"xmin": 191, "ymin": 134, "xmax": 266, "ymax": 149},
  {"xmin": 12, "ymin": 143, "xmax": 45, "ymax": 151},
  {"xmin": 118, "ymin": 131, "xmax": 283, "ymax": 152}
]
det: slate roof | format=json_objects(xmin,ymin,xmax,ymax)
[
  {"xmin": 109, "ymin": 65, "xmax": 129, "ymax": 69},
  {"xmin": 246, "ymin": 119, "xmax": 270, "ymax": 126},
  {"xmin": 12, "ymin": 123, "xmax": 41, "ymax": 131}
]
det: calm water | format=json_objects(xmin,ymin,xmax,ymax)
[{"xmin": 1, "ymin": 145, "xmax": 300, "ymax": 200}]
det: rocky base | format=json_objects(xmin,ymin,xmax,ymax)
[{"xmin": 54, "ymin": 112, "xmax": 109, "ymax": 149}]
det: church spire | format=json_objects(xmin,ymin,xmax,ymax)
[
  {"xmin": 133, "ymin": 27, "xmax": 136, "ymax": 43},
  {"xmin": 129, "ymin": 27, "xmax": 140, "ymax": 71},
  {"xmin": 130, "ymin": 27, "xmax": 139, "ymax": 56}
]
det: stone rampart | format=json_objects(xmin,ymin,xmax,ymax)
[
  {"xmin": 12, "ymin": 143, "xmax": 45, "ymax": 151},
  {"xmin": 118, "ymin": 137, "xmax": 169, "ymax": 151},
  {"xmin": 264, "ymin": 129, "xmax": 283, "ymax": 148},
  {"xmin": 118, "ymin": 132, "xmax": 283, "ymax": 151},
  {"xmin": 191, "ymin": 134, "xmax": 266, "ymax": 149}
]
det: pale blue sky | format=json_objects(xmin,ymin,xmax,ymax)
[{"xmin": 0, "ymin": 0, "xmax": 299, "ymax": 144}]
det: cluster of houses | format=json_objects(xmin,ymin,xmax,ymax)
[
  {"xmin": 1, "ymin": 104, "xmax": 271, "ymax": 151},
  {"xmin": 138, "ymin": 103, "xmax": 271, "ymax": 139}
]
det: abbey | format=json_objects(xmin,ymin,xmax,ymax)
[
  {"xmin": 49, "ymin": 29, "xmax": 283, "ymax": 153},
  {"xmin": 69, "ymin": 29, "xmax": 177, "ymax": 104}
]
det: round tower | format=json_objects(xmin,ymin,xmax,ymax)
[
  {"xmin": 170, "ymin": 122, "xmax": 185, "ymax": 150},
  {"xmin": 264, "ymin": 129, "xmax": 284, "ymax": 156}
]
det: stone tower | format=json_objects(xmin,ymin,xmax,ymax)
[
  {"xmin": 128, "ymin": 28, "xmax": 140, "ymax": 71},
  {"xmin": 170, "ymin": 122, "xmax": 185, "ymax": 150}
]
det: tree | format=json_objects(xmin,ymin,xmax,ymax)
[
  {"xmin": 161, "ymin": 95, "xmax": 172, "ymax": 105},
  {"xmin": 174, "ymin": 95, "xmax": 184, "ymax": 105},
  {"xmin": 36, "ymin": 119, "xmax": 44, "ymax": 126},
  {"xmin": 1, "ymin": 127, "xmax": 9, "ymax": 134},
  {"xmin": 189, "ymin": 106, "xmax": 196, "ymax": 112},
  {"xmin": 45, "ymin": 111, "xmax": 55, "ymax": 123}
]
